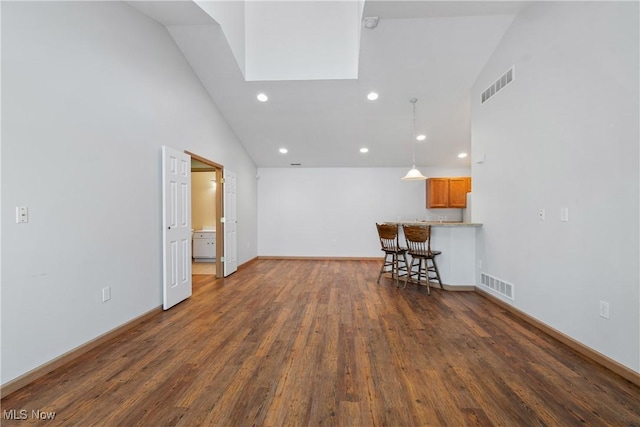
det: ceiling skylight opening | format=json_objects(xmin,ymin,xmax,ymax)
[
  {"xmin": 360, "ymin": 147, "xmax": 369, "ymax": 153},
  {"xmin": 279, "ymin": 148, "xmax": 288, "ymax": 154},
  {"xmin": 458, "ymin": 152, "xmax": 468, "ymax": 158},
  {"xmin": 416, "ymin": 134, "xmax": 426, "ymax": 141},
  {"xmin": 367, "ymin": 92, "xmax": 379, "ymax": 101},
  {"xmin": 257, "ymin": 93, "xmax": 269, "ymax": 102}
]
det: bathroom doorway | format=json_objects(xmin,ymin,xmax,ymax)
[{"xmin": 187, "ymin": 151, "xmax": 224, "ymax": 279}]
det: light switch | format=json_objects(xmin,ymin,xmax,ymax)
[
  {"xmin": 538, "ymin": 209, "xmax": 545, "ymax": 221},
  {"xmin": 16, "ymin": 206, "xmax": 28, "ymax": 223},
  {"xmin": 560, "ymin": 208, "xmax": 569, "ymax": 222},
  {"xmin": 102, "ymin": 286, "xmax": 111, "ymax": 302}
]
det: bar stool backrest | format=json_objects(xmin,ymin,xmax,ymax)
[
  {"xmin": 403, "ymin": 225, "xmax": 433, "ymax": 256},
  {"xmin": 376, "ymin": 223, "xmax": 401, "ymax": 252}
]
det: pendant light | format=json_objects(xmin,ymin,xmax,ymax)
[{"xmin": 401, "ymin": 98, "xmax": 427, "ymax": 180}]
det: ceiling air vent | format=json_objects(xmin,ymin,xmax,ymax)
[{"xmin": 481, "ymin": 66, "xmax": 514, "ymax": 104}]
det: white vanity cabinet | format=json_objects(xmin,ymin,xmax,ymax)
[{"xmin": 193, "ymin": 231, "xmax": 216, "ymax": 261}]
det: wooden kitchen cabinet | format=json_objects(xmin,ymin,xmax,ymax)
[
  {"xmin": 426, "ymin": 177, "xmax": 471, "ymax": 208},
  {"xmin": 448, "ymin": 177, "xmax": 472, "ymax": 208},
  {"xmin": 426, "ymin": 178, "xmax": 450, "ymax": 208}
]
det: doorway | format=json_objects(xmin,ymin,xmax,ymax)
[{"xmin": 187, "ymin": 151, "xmax": 224, "ymax": 279}]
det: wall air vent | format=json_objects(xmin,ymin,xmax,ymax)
[
  {"xmin": 480, "ymin": 272, "xmax": 514, "ymax": 300},
  {"xmin": 481, "ymin": 66, "xmax": 514, "ymax": 104}
]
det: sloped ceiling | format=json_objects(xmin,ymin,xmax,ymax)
[{"xmin": 129, "ymin": 1, "xmax": 528, "ymax": 168}]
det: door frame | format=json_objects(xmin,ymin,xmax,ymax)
[{"xmin": 186, "ymin": 151, "xmax": 224, "ymax": 279}]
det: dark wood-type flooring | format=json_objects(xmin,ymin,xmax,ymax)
[{"xmin": 3, "ymin": 259, "xmax": 640, "ymax": 426}]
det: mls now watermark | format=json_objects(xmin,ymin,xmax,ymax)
[{"xmin": 3, "ymin": 409, "xmax": 57, "ymax": 420}]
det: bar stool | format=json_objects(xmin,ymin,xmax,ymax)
[
  {"xmin": 375, "ymin": 223, "xmax": 409, "ymax": 287},
  {"xmin": 402, "ymin": 224, "xmax": 443, "ymax": 294}
]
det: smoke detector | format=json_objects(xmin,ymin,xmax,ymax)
[{"xmin": 363, "ymin": 17, "xmax": 379, "ymax": 29}]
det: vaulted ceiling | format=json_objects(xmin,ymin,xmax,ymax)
[{"xmin": 129, "ymin": 1, "xmax": 528, "ymax": 168}]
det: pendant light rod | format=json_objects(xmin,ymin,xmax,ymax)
[
  {"xmin": 402, "ymin": 97, "xmax": 427, "ymax": 181},
  {"xmin": 410, "ymin": 98, "xmax": 417, "ymax": 166}
]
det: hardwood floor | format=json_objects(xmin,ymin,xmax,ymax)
[
  {"xmin": 2, "ymin": 259, "xmax": 640, "ymax": 426},
  {"xmin": 192, "ymin": 261, "xmax": 216, "ymax": 275}
]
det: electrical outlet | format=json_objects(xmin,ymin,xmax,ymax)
[
  {"xmin": 538, "ymin": 209, "xmax": 545, "ymax": 221},
  {"xmin": 560, "ymin": 208, "xmax": 569, "ymax": 222},
  {"xmin": 102, "ymin": 286, "xmax": 111, "ymax": 303},
  {"xmin": 599, "ymin": 300, "xmax": 609, "ymax": 319}
]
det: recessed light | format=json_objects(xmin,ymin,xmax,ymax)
[
  {"xmin": 279, "ymin": 148, "xmax": 288, "ymax": 154},
  {"xmin": 360, "ymin": 148, "xmax": 369, "ymax": 153},
  {"xmin": 416, "ymin": 134, "xmax": 426, "ymax": 141},
  {"xmin": 257, "ymin": 93, "xmax": 268, "ymax": 102},
  {"xmin": 367, "ymin": 92, "xmax": 379, "ymax": 101},
  {"xmin": 458, "ymin": 152, "xmax": 468, "ymax": 158}
]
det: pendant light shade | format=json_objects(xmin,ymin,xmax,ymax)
[
  {"xmin": 401, "ymin": 98, "xmax": 427, "ymax": 181},
  {"xmin": 402, "ymin": 167, "xmax": 427, "ymax": 180}
]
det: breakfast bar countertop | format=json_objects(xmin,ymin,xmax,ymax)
[{"xmin": 386, "ymin": 221, "xmax": 483, "ymax": 228}]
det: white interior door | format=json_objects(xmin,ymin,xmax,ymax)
[
  {"xmin": 223, "ymin": 169, "xmax": 238, "ymax": 276},
  {"xmin": 162, "ymin": 146, "xmax": 192, "ymax": 309}
]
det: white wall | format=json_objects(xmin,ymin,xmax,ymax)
[
  {"xmin": 471, "ymin": 2, "xmax": 639, "ymax": 371},
  {"xmin": 1, "ymin": 1, "xmax": 257, "ymax": 385},
  {"xmin": 257, "ymin": 167, "xmax": 469, "ymax": 257}
]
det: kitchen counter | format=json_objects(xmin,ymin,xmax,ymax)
[
  {"xmin": 386, "ymin": 220, "xmax": 482, "ymax": 290},
  {"xmin": 386, "ymin": 221, "xmax": 482, "ymax": 228}
]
